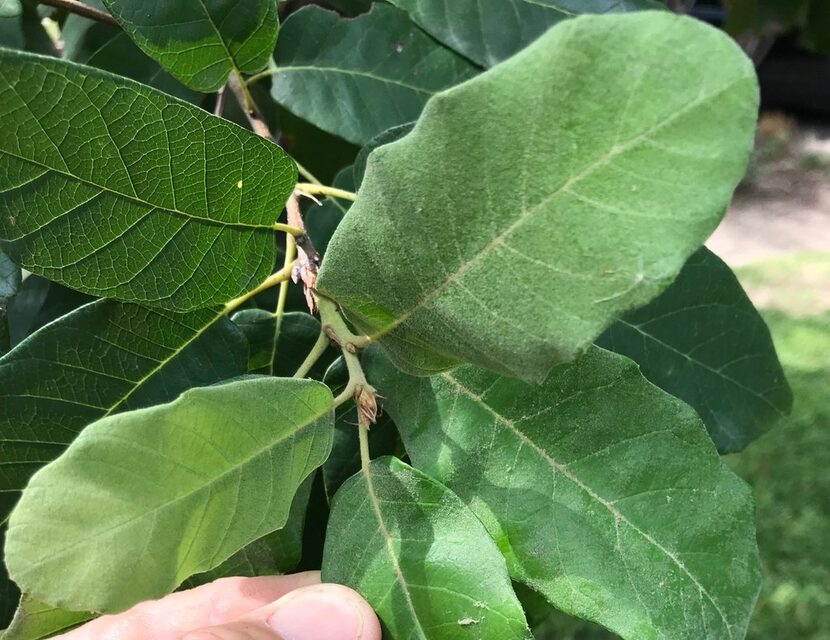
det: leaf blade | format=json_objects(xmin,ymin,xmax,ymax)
[
  {"xmin": 322, "ymin": 457, "xmax": 533, "ymax": 640},
  {"xmin": 366, "ymin": 347, "xmax": 762, "ymax": 640},
  {"xmin": 5, "ymin": 377, "xmax": 335, "ymax": 613},
  {"xmin": 101, "ymin": 0, "xmax": 279, "ymax": 92},
  {"xmin": 598, "ymin": 247, "xmax": 793, "ymax": 451},
  {"xmin": 0, "ymin": 49, "xmax": 296, "ymax": 310},
  {"xmin": 318, "ymin": 12, "xmax": 759, "ymax": 381}
]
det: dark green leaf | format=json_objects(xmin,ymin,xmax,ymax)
[
  {"xmin": 271, "ymin": 4, "xmax": 478, "ymax": 144},
  {"xmin": 318, "ymin": 12, "xmax": 758, "ymax": 382},
  {"xmin": 306, "ymin": 167, "xmax": 354, "ymax": 255},
  {"xmin": 2, "ymin": 596, "xmax": 92, "ymax": 640},
  {"xmin": 598, "ymin": 247, "xmax": 792, "ymax": 452},
  {"xmin": 0, "ymin": 14, "xmax": 23, "ymax": 50},
  {"xmin": 61, "ymin": 0, "xmax": 199, "ymax": 102},
  {"xmin": 0, "ymin": 299, "xmax": 247, "ymax": 521},
  {"xmin": 0, "ymin": 249, "xmax": 19, "ymax": 355},
  {"xmin": 0, "ymin": 49, "xmax": 296, "ymax": 311},
  {"xmin": 366, "ymin": 346, "xmax": 761, "ymax": 640},
  {"xmin": 101, "ymin": 0, "xmax": 279, "ymax": 92},
  {"xmin": 231, "ymin": 310, "xmax": 333, "ymax": 377},
  {"xmin": 6, "ymin": 276, "xmax": 94, "ymax": 347},
  {"xmin": 387, "ymin": 0, "xmax": 663, "ymax": 67},
  {"xmin": 324, "ymin": 0, "xmax": 372, "ymax": 17},
  {"xmin": 352, "ymin": 122, "xmax": 413, "ymax": 188},
  {"xmin": 0, "ymin": 0, "xmax": 20, "ymax": 20},
  {"xmin": 322, "ymin": 457, "xmax": 533, "ymax": 640},
  {"xmin": 6, "ymin": 377, "xmax": 335, "ymax": 613},
  {"xmin": 0, "ymin": 525, "xmax": 20, "ymax": 629}
]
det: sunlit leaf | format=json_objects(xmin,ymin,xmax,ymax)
[
  {"xmin": 323, "ymin": 457, "xmax": 533, "ymax": 640},
  {"xmin": 6, "ymin": 378, "xmax": 335, "ymax": 613},
  {"xmin": 2, "ymin": 596, "xmax": 92, "ymax": 640},
  {"xmin": 0, "ymin": 49, "xmax": 296, "ymax": 310},
  {"xmin": 318, "ymin": 12, "xmax": 758, "ymax": 382},
  {"xmin": 366, "ymin": 346, "xmax": 761, "ymax": 640}
]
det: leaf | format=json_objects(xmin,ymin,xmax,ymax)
[
  {"xmin": 61, "ymin": 0, "xmax": 199, "ymax": 103},
  {"xmin": 387, "ymin": 0, "xmax": 663, "ymax": 67},
  {"xmin": 597, "ymin": 247, "xmax": 792, "ymax": 452},
  {"xmin": 271, "ymin": 4, "xmax": 478, "ymax": 145},
  {"xmin": 0, "ymin": 0, "xmax": 20, "ymax": 19},
  {"xmin": 365, "ymin": 346, "xmax": 761, "ymax": 640},
  {"xmin": 0, "ymin": 525, "xmax": 20, "ymax": 629},
  {"xmin": 322, "ymin": 457, "xmax": 533, "ymax": 640},
  {"xmin": 100, "ymin": 0, "xmax": 279, "ymax": 92},
  {"xmin": 352, "ymin": 122, "xmax": 414, "ymax": 188},
  {"xmin": 317, "ymin": 12, "xmax": 759, "ymax": 382},
  {"xmin": 231, "ymin": 310, "xmax": 333, "ymax": 377},
  {"xmin": 6, "ymin": 377, "xmax": 335, "ymax": 613},
  {"xmin": 5, "ymin": 276, "xmax": 94, "ymax": 347},
  {"xmin": 0, "ymin": 49, "xmax": 297, "ymax": 311},
  {"xmin": 0, "ymin": 299, "xmax": 247, "ymax": 521},
  {"xmin": 306, "ymin": 166, "xmax": 354, "ymax": 255},
  {"xmin": 0, "ymin": 249, "xmax": 19, "ymax": 355},
  {"xmin": 2, "ymin": 596, "xmax": 92, "ymax": 640}
]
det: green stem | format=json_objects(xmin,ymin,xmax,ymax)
[
  {"xmin": 246, "ymin": 68, "xmax": 277, "ymax": 87},
  {"xmin": 224, "ymin": 263, "xmax": 295, "ymax": 314},
  {"xmin": 317, "ymin": 296, "xmax": 372, "ymax": 350},
  {"xmin": 293, "ymin": 330, "xmax": 330, "ymax": 379},
  {"xmin": 296, "ymin": 183, "xmax": 357, "ymax": 202},
  {"xmin": 38, "ymin": 0, "xmax": 118, "ymax": 26},
  {"xmin": 272, "ymin": 222, "xmax": 304, "ymax": 236},
  {"xmin": 270, "ymin": 235, "xmax": 297, "ymax": 373},
  {"xmin": 293, "ymin": 159, "xmax": 323, "ymax": 186},
  {"xmin": 358, "ymin": 419, "xmax": 372, "ymax": 475}
]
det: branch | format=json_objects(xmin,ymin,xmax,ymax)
[{"xmin": 38, "ymin": 0, "xmax": 119, "ymax": 27}]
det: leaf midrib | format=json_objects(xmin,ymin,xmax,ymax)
[
  {"xmin": 0, "ymin": 151, "xmax": 274, "ymax": 232},
  {"xmin": 440, "ymin": 371, "xmax": 736, "ymax": 637}
]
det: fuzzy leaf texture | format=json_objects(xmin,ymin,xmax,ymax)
[
  {"xmin": 318, "ymin": 12, "xmax": 759, "ymax": 382},
  {"xmin": 323, "ymin": 457, "xmax": 533, "ymax": 640},
  {"xmin": 5, "ymin": 378, "xmax": 334, "ymax": 613},
  {"xmin": 271, "ymin": 4, "xmax": 478, "ymax": 145},
  {"xmin": 387, "ymin": 0, "xmax": 663, "ymax": 67},
  {"xmin": 599, "ymin": 247, "xmax": 792, "ymax": 452},
  {"xmin": 100, "ymin": 0, "xmax": 279, "ymax": 92},
  {"xmin": 0, "ymin": 299, "xmax": 247, "ymax": 521},
  {"xmin": 365, "ymin": 347, "xmax": 761, "ymax": 640},
  {"xmin": 0, "ymin": 49, "xmax": 296, "ymax": 310}
]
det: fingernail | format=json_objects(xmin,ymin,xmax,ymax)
[{"xmin": 267, "ymin": 586, "xmax": 363, "ymax": 640}]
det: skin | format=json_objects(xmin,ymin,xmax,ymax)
[{"xmin": 57, "ymin": 572, "xmax": 382, "ymax": 640}]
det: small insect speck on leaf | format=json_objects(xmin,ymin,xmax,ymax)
[
  {"xmin": 458, "ymin": 617, "xmax": 479, "ymax": 626},
  {"xmin": 394, "ymin": 42, "xmax": 404, "ymax": 53},
  {"xmin": 236, "ymin": 180, "xmax": 243, "ymax": 189}
]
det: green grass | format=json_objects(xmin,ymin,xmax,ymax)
[{"xmin": 535, "ymin": 254, "xmax": 830, "ymax": 639}]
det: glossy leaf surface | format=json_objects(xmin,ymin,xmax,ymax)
[
  {"xmin": 366, "ymin": 347, "xmax": 761, "ymax": 640},
  {"xmin": 388, "ymin": 0, "xmax": 662, "ymax": 67},
  {"xmin": 101, "ymin": 0, "xmax": 279, "ymax": 92},
  {"xmin": 323, "ymin": 457, "xmax": 533, "ymax": 640},
  {"xmin": 0, "ymin": 50, "xmax": 296, "ymax": 310},
  {"xmin": 6, "ymin": 378, "xmax": 335, "ymax": 613},
  {"xmin": 0, "ymin": 299, "xmax": 247, "ymax": 520},
  {"xmin": 271, "ymin": 4, "xmax": 477, "ymax": 144},
  {"xmin": 598, "ymin": 247, "xmax": 792, "ymax": 452},
  {"xmin": 318, "ymin": 12, "xmax": 758, "ymax": 382}
]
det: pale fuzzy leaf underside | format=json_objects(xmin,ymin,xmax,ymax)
[
  {"xmin": 0, "ymin": 49, "xmax": 296, "ymax": 310},
  {"xmin": 317, "ymin": 12, "xmax": 759, "ymax": 383},
  {"xmin": 366, "ymin": 346, "xmax": 761, "ymax": 640},
  {"xmin": 5, "ymin": 378, "xmax": 334, "ymax": 613}
]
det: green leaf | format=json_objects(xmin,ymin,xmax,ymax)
[
  {"xmin": 306, "ymin": 166, "xmax": 354, "ymax": 255},
  {"xmin": 101, "ymin": 0, "xmax": 279, "ymax": 92},
  {"xmin": 0, "ymin": 299, "xmax": 247, "ymax": 521},
  {"xmin": 2, "ymin": 596, "xmax": 92, "ymax": 640},
  {"xmin": 61, "ymin": 0, "xmax": 199, "ymax": 103},
  {"xmin": 231, "ymin": 310, "xmax": 333, "ymax": 377},
  {"xmin": 6, "ymin": 377, "xmax": 335, "ymax": 613},
  {"xmin": 325, "ymin": 0, "xmax": 373, "ymax": 17},
  {"xmin": 387, "ymin": 0, "xmax": 663, "ymax": 67},
  {"xmin": 0, "ymin": 49, "xmax": 297, "ymax": 311},
  {"xmin": 598, "ymin": 247, "xmax": 792, "ymax": 452},
  {"xmin": 352, "ymin": 122, "xmax": 414, "ymax": 188},
  {"xmin": 0, "ymin": 0, "xmax": 20, "ymax": 20},
  {"xmin": 322, "ymin": 457, "xmax": 533, "ymax": 640},
  {"xmin": 365, "ymin": 347, "xmax": 761, "ymax": 640},
  {"xmin": 5, "ymin": 276, "xmax": 93, "ymax": 347},
  {"xmin": 0, "ymin": 249, "xmax": 19, "ymax": 355},
  {"xmin": 318, "ymin": 12, "xmax": 758, "ymax": 382},
  {"xmin": 271, "ymin": 4, "xmax": 478, "ymax": 145},
  {"xmin": 0, "ymin": 525, "xmax": 20, "ymax": 628}
]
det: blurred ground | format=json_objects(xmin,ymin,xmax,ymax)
[{"xmin": 536, "ymin": 115, "xmax": 830, "ymax": 639}]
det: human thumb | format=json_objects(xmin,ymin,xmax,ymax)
[{"xmin": 180, "ymin": 583, "xmax": 382, "ymax": 640}]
